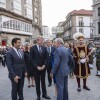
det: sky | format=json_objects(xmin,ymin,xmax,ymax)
[{"xmin": 42, "ymin": 0, "xmax": 93, "ymax": 27}]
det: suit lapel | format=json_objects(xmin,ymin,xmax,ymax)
[
  {"xmin": 35, "ymin": 45, "xmax": 42, "ymax": 57},
  {"xmin": 12, "ymin": 48, "xmax": 23, "ymax": 59},
  {"xmin": 12, "ymin": 48, "xmax": 20, "ymax": 59}
]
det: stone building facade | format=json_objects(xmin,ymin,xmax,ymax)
[
  {"xmin": 0, "ymin": 0, "xmax": 42, "ymax": 46},
  {"xmin": 93, "ymin": 0, "xmax": 100, "ymax": 38}
]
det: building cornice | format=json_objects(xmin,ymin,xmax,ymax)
[{"xmin": 92, "ymin": 2, "xmax": 100, "ymax": 6}]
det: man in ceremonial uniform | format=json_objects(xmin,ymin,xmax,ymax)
[{"xmin": 73, "ymin": 32, "xmax": 91, "ymax": 92}]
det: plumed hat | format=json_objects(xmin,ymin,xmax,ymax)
[{"xmin": 73, "ymin": 32, "xmax": 85, "ymax": 40}]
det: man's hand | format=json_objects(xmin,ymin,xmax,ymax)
[
  {"xmin": 25, "ymin": 72, "xmax": 28, "ymax": 77},
  {"xmin": 14, "ymin": 76, "xmax": 20, "ymax": 83},
  {"xmin": 41, "ymin": 65, "xmax": 45, "ymax": 70},
  {"xmin": 50, "ymin": 73, "xmax": 53, "ymax": 78},
  {"xmin": 37, "ymin": 67, "xmax": 42, "ymax": 71}
]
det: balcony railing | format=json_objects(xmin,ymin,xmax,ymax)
[{"xmin": 79, "ymin": 21, "xmax": 84, "ymax": 27}]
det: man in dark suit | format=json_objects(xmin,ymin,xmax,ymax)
[
  {"xmin": 6, "ymin": 38, "xmax": 27, "ymax": 100},
  {"xmin": 30, "ymin": 36, "xmax": 51, "ymax": 100},
  {"xmin": 46, "ymin": 40, "xmax": 55, "ymax": 87}
]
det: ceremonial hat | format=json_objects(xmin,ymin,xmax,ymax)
[{"xmin": 73, "ymin": 32, "xmax": 85, "ymax": 40}]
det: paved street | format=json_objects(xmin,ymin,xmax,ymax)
[{"xmin": 0, "ymin": 62, "xmax": 100, "ymax": 100}]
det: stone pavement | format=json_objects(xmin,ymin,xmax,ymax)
[{"xmin": 0, "ymin": 62, "xmax": 100, "ymax": 100}]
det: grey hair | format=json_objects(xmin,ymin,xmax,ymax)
[
  {"xmin": 36, "ymin": 35, "xmax": 43, "ymax": 40},
  {"xmin": 54, "ymin": 38, "xmax": 64, "ymax": 44}
]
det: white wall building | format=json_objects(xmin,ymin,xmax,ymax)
[
  {"xmin": 76, "ymin": 16, "xmax": 93, "ymax": 38},
  {"xmin": 62, "ymin": 9, "xmax": 93, "ymax": 41},
  {"xmin": 52, "ymin": 22, "xmax": 64, "ymax": 39},
  {"xmin": 93, "ymin": 0, "xmax": 100, "ymax": 37},
  {"xmin": 0, "ymin": 0, "xmax": 42, "ymax": 45},
  {"xmin": 42, "ymin": 26, "xmax": 51, "ymax": 40}
]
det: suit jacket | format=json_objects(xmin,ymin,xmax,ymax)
[
  {"xmin": 45, "ymin": 46, "xmax": 55, "ymax": 68},
  {"xmin": 6, "ymin": 48, "xmax": 26, "ymax": 79},
  {"xmin": 30, "ymin": 45, "xmax": 47, "ymax": 69},
  {"xmin": 51, "ymin": 45, "xmax": 74, "ymax": 77}
]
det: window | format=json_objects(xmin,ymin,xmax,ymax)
[
  {"xmin": 98, "ymin": 7, "xmax": 100, "ymax": 16},
  {"xmin": 13, "ymin": 20, "xmax": 15, "ymax": 30},
  {"xmin": 79, "ymin": 29, "xmax": 83, "ymax": 33},
  {"xmin": 11, "ymin": 2, "xmax": 14, "ymax": 10},
  {"xmin": 24, "ymin": 1, "xmax": 33, "ymax": 19},
  {"xmin": 90, "ymin": 29, "xmax": 93, "ymax": 38},
  {"xmin": 0, "ymin": 0, "xmax": 6, "ymax": 8},
  {"xmin": 98, "ymin": 22, "xmax": 100, "ymax": 34},
  {"xmin": 34, "ymin": 7, "xmax": 38, "ymax": 13},
  {"xmin": 11, "ymin": 0, "xmax": 21, "ymax": 15},
  {"xmin": 79, "ymin": 17, "xmax": 84, "ymax": 26},
  {"xmin": 1, "ymin": 16, "xmax": 32, "ymax": 34},
  {"xmin": 0, "ymin": 16, "xmax": 2, "ymax": 28},
  {"xmin": 17, "ymin": 21, "xmax": 20, "ymax": 31},
  {"xmin": 0, "ymin": 0, "xmax": 5, "ymax": 3},
  {"xmin": 3, "ymin": 22, "xmax": 7, "ymax": 28},
  {"xmin": 20, "ymin": 21, "xmax": 22, "ymax": 31},
  {"xmin": 90, "ymin": 18, "xmax": 93, "ymax": 27},
  {"xmin": 90, "ymin": 29, "xmax": 93, "ymax": 34},
  {"xmin": 27, "ymin": 0, "xmax": 32, "ymax": 5},
  {"xmin": 6, "ymin": 21, "xmax": 9, "ymax": 29}
]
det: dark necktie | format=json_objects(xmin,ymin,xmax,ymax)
[
  {"xmin": 17, "ymin": 50, "xmax": 22, "ymax": 58},
  {"xmin": 39, "ymin": 46, "xmax": 42, "ymax": 54},
  {"xmin": 47, "ymin": 47, "xmax": 51, "ymax": 53}
]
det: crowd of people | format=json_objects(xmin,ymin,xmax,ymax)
[{"xmin": 0, "ymin": 32, "xmax": 100, "ymax": 100}]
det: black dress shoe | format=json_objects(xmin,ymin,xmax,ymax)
[
  {"xmin": 28, "ymin": 85, "xmax": 31, "ymax": 88},
  {"xmin": 42, "ymin": 95, "xmax": 51, "ymax": 99},
  {"xmin": 83, "ymin": 86, "xmax": 90, "ymax": 91},
  {"xmin": 77, "ymin": 87, "xmax": 81, "ymax": 92},
  {"xmin": 32, "ymin": 85, "xmax": 35, "ymax": 87},
  {"xmin": 37, "ymin": 97, "xmax": 41, "ymax": 100}
]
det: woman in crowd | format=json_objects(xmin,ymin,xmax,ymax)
[
  {"xmin": 69, "ymin": 43, "xmax": 75, "ymax": 78},
  {"xmin": 51, "ymin": 41, "xmax": 57, "ymax": 97},
  {"xmin": 24, "ymin": 44, "xmax": 35, "ymax": 88},
  {"xmin": 64, "ymin": 42, "xmax": 75, "ymax": 78}
]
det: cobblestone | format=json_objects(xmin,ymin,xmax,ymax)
[{"xmin": 0, "ymin": 61, "xmax": 100, "ymax": 100}]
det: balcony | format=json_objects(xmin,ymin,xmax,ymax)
[{"xmin": 79, "ymin": 21, "xmax": 84, "ymax": 27}]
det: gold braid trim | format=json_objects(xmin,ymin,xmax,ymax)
[
  {"xmin": 79, "ymin": 63, "xmax": 81, "ymax": 78},
  {"xmin": 85, "ymin": 46, "xmax": 87, "ymax": 56},
  {"xmin": 75, "ymin": 45, "xmax": 90, "ymax": 79},
  {"xmin": 75, "ymin": 74, "xmax": 90, "ymax": 79}
]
